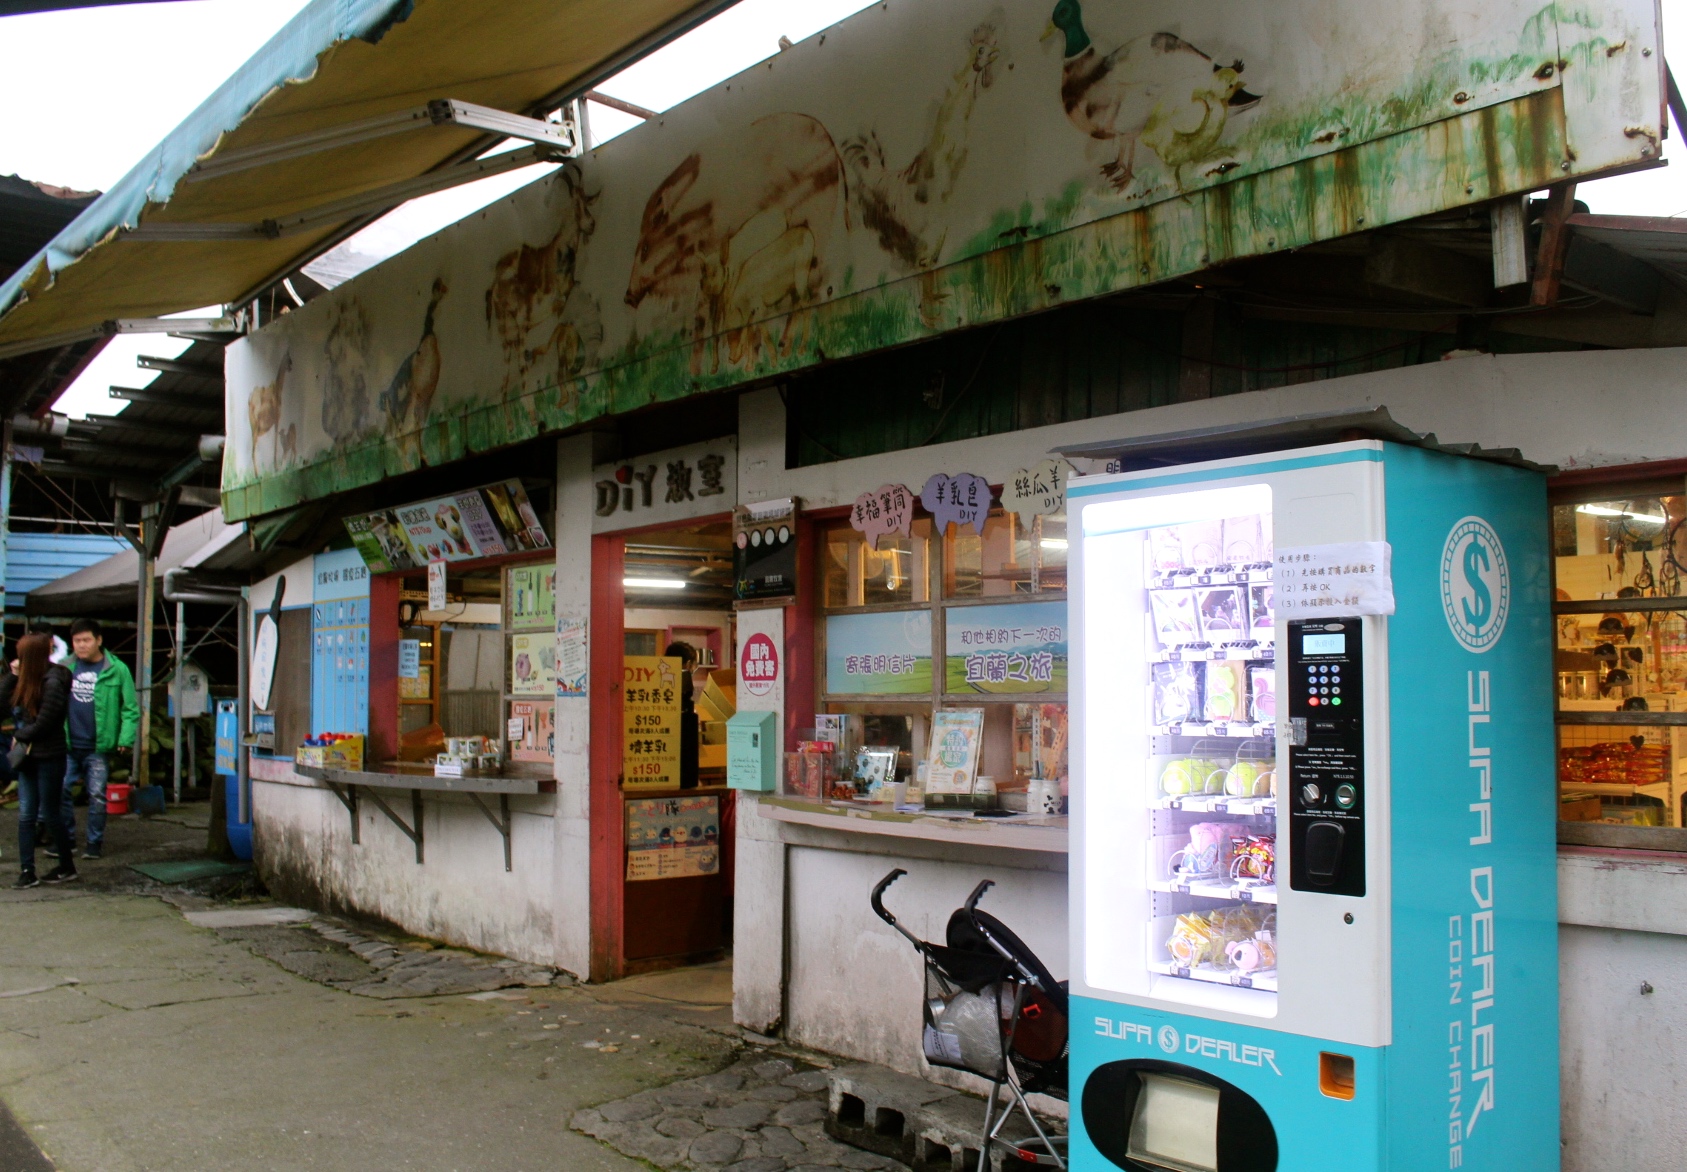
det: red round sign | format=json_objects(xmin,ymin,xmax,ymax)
[{"xmin": 740, "ymin": 632, "xmax": 780, "ymax": 697}]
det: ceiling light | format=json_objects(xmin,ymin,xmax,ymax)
[
  {"xmin": 1040, "ymin": 538, "xmax": 1069, "ymax": 549},
  {"xmin": 1577, "ymin": 504, "xmax": 1666, "ymax": 523},
  {"xmin": 624, "ymin": 577, "xmax": 686, "ymax": 590}
]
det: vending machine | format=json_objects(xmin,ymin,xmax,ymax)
[{"xmin": 1067, "ymin": 439, "xmax": 1556, "ymax": 1172}]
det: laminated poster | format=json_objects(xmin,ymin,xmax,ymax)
[
  {"xmin": 509, "ymin": 564, "xmax": 556, "ymax": 628},
  {"xmin": 924, "ymin": 708, "xmax": 985, "ymax": 795},
  {"xmin": 509, "ymin": 700, "xmax": 555, "ymax": 762},
  {"xmin": 944, "ymin": 600, "xmax": 1066, "ymax": 694},
  {"xmin": 510, "ymin": 632, "xmax": 559, "ymax": 696},
  {"xmin": 556, "ymin": 614, "xmax": 588, "ymax": 698},
  {"xmin": 625, "ymin": 795, "xmax": 720, "ymax": 881},
  {"xmin": 623, "ymin": 656, "xmax": 683, "ymax": 789}
]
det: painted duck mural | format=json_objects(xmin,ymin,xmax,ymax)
[
  {"xmin": 379, "ymin": 277, "xmax": 449, "ymax": 435},
  {"xmin": 1045, "ymin": 0, "xmax": 1261, "ymax": 193}
]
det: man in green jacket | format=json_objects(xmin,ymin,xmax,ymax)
[{"xmin": 60, "ymin": 619, "xmax": 139, "ymax": 860}]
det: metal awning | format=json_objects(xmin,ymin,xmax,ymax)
[
  {"xmin": 1054, "ymin": 407, "xmax": 1557, "ymax": 474},
  {"xmin": 0, "ymin": 0, "xmax": 733, "ymax": 357},
  {"xmin": 26, "ymin": 507, "xmax": 245, "ymax": 615}
]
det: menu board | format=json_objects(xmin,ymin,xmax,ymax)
[
  {"xmin": 509, "ymin": 700, "xmax": 554, "ymax": 763},
  {"xmin": 343, "ymin": 480, "xmax": 549, "ymax": 573},
  {"xmin": 623, "ymin": 656, "xmax": 683, "ymax": 789},
  {"xmin": 625, "ymin": 795, "xmax": 720, "ymax": 881},
  {"xmin": 509, "ymin": 632, "xmax": 558, "ymax": 696},
  {"xmin": 509, "ymin": 564, "xmax": 556, "ymax": 628}
]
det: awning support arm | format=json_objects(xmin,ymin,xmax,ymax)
[
  {"xmin": 184, "ymin": 98, "xmax": 578, "ymax": 184},
  {"xmin": 123, "ymin": 143, "xmax": 568, "ymax": 244},
  {"xmin": 362, "ymin": 786, "xmax": 424, "ymax": 865}
]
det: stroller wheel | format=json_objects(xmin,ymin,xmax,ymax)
[{"xmin": 993, "ymin": 1133, "xmax": 1067, "ymax": 1166}]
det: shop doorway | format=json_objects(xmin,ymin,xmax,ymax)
[{"xmin": 591, "ymin": 520, "xmax": 736, "ymax": 979}]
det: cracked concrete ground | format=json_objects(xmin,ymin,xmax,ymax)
[{"xmin": 0, "ymin": 804, "xmax": 743, "ymax": 1171}]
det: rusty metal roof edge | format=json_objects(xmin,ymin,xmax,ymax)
[{"xmin": 1051, "ymin": 406, "xmax": 1557, "ymax": 475}]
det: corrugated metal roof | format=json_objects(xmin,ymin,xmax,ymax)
[
  {"xmin": 4, "ymin": 530, "xmax": 128, "ymax": 610},
  {"xmin": 0, "ymin": 0, "xmax": 735, "ymax": 355},
  {"xmin": 25, "ymin": 508, "xmax": 242, "ymax": 615}
]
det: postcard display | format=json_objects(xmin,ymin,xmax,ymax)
[{"xmin": 1067, "ymin": 442, "xmax": 1558, "ymax": 1172}]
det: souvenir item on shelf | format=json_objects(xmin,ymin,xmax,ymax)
[
  {"xmin": 1169, "ymin": 822, "xmax": 1233, "ymax": 878},
  {"xmin": 1150, "ymin": 589, "xmax": 1201, "ymax": 645},
  {"xmin": 1148, "ymin": 525, "xmax": 1186, "ymax": 575},
  {"xmin": 1249, "ymin": 664, "xmax": 1276, "ymax": 722},
  {"xmin": 1226, "ymin": 926, "xmax": 1277, "ymax": 975},
  {"xmin": 1196, "ymin": 586, "xmax": 1248, "ymax": 641},
  {"xmin": 1159, "ymin": 757, "xmax": 1226, "ymax": 796},
  {"xmin": 1229, "ymin": 834, "xmax": 1277, "ymax": 883},
  {"xmin": 1223, "ymin": 515, "xmax": 1267, "ymax": 564},
  {"xmin": 1248, "ymin": 583, "xmax": 1275, "ymax": 641},
  {"xmin": 1203, "ymin": 660, "xmax": 1250, "ymax": 723},
  {"xmin": 1179, "ymin": 520, "xmax": 1224, "ymax": 569},
  {"xmin": 1167, "ymin": 913, "xmax": 1216, "ymax": 968},
  {"xmin": 1205, "ymin": 905, "xmax": 1268, "ymax": 971},
  {"xmin": 1223, "ymin": 759, "xmax": 1275, "ymax": 797},
  {"xmin": 1151, "ymin": 661, "xmax": 1204, "ymax": 726}
]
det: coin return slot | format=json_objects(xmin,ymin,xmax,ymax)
[{"xmin": 1320, "ymin": 1051, "xmax": 1356, "ymax": 1100}]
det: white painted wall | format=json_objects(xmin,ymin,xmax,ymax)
[{"xmin": 251, "ymin": 764, "xmax": 557, "ymax": 963}]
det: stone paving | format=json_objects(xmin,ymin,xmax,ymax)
[
  {"xmin": 211, "ymin": 913, "xmax": 566, "ymax": 997},
  {"xmin": 573, "ymin": 1052, "xmax": 902, "ymax": 1172}
]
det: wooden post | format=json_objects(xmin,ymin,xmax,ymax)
[{"xmin": 1530, "ymin": 184, "xmax": 1578, "ymax": 307}]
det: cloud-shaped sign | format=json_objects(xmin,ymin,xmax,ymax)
[
  {"xmin": 851, "ymin": 484, "xmax": 915, "ymax": 549},
  {"xmin": 1002, "ymin": 459, "xmax": 1070, "ymax": 526},
  {"xmin": 921, "ymin": 473, "xmax": 991, "ymax": 534}
]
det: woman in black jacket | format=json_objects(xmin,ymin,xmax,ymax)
[{"xmin": 1, "ymin": 633, "xmax": 75, "ymax": 887}]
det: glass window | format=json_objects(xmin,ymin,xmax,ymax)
[
  {"xmin": 1552, "ymin": 492, "xmax": 1687, "ymax": 831},
  {"xmin": 823, "ymin": 520, "xmax": 932, "ymax": 608},
  {"xmin": 945, "ymin": 512, "xmax": 1067, "ymax": 597}
]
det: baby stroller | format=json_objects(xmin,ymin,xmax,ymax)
[{"xmin": 871, "ymin": 868, "xmax": 1069, "ymax": 1170}]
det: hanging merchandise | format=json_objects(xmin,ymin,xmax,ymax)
[{"xmin": 850, "ymin": 484, "xmax": 915, "ymax": 549}]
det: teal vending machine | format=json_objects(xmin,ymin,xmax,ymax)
[{"xmin": 1067, "ymin": 438, "xmax": 1556, "ymax": 1171}]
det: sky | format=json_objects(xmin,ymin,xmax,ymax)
[{"xmin": 1, "ymin": 0, "xmax": 1686, "ymax": 418}]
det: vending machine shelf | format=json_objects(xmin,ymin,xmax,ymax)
[
  {"xmin": 1154, "ymin": 721, "xmax": 1277, "ymax": 738},
  {"xmin": 1151, "ymin": 960, "xmax": 1279, "ymax": 993},
  {"xmin": 1149, "ymin": 878, "xmax": 1278, "ymax": 904},
  {"xmin": 1149, "ymin": 567, "xmax": 1276, "ymax": 590},
  {"xmin": 1152, "ymin": 794, "xmax": 1276, "ymax": 816},
  {"xmin": 1148, "ymin": 645, "xmax": 1276, "ymax": 664}
]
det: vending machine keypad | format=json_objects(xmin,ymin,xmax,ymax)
[{"xmin": 1287, "ymin": 618, "xmax": 1366, "ymax": 896}]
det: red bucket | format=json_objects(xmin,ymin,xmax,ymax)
[{"xmin": 105, "ymin": 782, "xmax": 132, "ymax": 816}]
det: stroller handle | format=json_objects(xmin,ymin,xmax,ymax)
[
  {"xmin": 965, "ymin": 878, "xmax": 995, "ymax": 913},
  {"xmin": 871, "ymin": 868, "xmax": 924, "ymax": 950}
]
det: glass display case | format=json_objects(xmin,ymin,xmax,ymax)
[{"xmin": 1553, "ymin": 491, "xmax": 1687, "ymax": 828}]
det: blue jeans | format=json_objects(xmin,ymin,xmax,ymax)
[
  {"xmin": 63, "ymin": 749, "xmax": 109, "ymax": 849},
  {"xmin": 16, "ymin": 755, "xmax": 70, "ymax": 876}
]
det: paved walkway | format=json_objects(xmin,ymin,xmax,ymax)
[{"xmin": 0, "ymin": 804, "xmax": 744, "ymax": 1171}]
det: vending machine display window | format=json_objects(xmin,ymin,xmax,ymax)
[
  {"xmin": 1080, "ymin": 483, "xmax": 1279, "ymax": 1016},
  {"xmin": 1552, "ymin": 490, "xmax": 1687, "ymax": 831}
]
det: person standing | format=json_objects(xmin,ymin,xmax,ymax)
[
  {"xmin": 61, "ymin": 620, "xmax": 138, "ymax": 861},
  {"xmin": 1, "ymin": 633, "xmax": 75, "ymax": 887}
]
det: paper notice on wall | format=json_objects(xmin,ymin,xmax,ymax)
[
  {"xmin": 556, "ymin": 614, "xmax": 587, "ymax": 697},
  {"xmin": 427, "ymin": 560, "xmax": 447, "ymax": 610},
  {"xmin": 1274, "ymin": 542, "xmax": 1394, "ymax": 618}
]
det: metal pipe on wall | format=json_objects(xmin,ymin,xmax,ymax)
[{"xmin": 173, "ymin": 600, "xmax": 185, "ymax": 804}]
